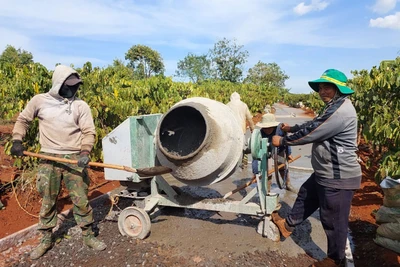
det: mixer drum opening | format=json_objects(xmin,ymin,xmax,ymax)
[{"xmin": 158, "ymin": 106, "xmax": 207, "ymax": 159}]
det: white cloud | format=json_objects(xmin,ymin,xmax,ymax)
[
  {"xmin": 0, "ymin": 1, "xmax": 334, "ymax": 48},
  {"xmin": 148, "ymin": 39, "xmax": 211, "ymax": 52},
  {"xmin": 371, "ymin": 0, "xmax": 397, "ymax": 14},
  {"xmin": 370, "ymin": 12, "xmax": 400, "ymax": 29},
  {"xmin": 293, "ymin": 0, "xmax": 329, "ymax": 16},
  {"xmin": 35, "ymin": 52, "xmax": 107, "ymax": 70},
  {"xmin": 0, "ymin": 1, "xmax": 154, "ymax": 38},
  {"xmin": 1, "ymin": 0, "xmax": 400, "ymax": 73},
  {"xmin": 0, "ymin": 27, "xmax": 31, "ymax": 51}
]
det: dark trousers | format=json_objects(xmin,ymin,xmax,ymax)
[{"xmin": 286, "ymin": 173, "xmax": 355, "ymax": 261}]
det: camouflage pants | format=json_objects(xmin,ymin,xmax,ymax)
[{"xmin": 36, "ymin": 153, "xmax": 93, "ymax": 231}]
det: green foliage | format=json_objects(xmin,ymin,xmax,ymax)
[
  {"xmin": 4, "ymin": 44, "xmax": 397, "ymax": 183},
  {"xmin": 304, "ymin": 92, "xmax": 324, "ymax": 115},
  {"xmin": 348, "ymin": 58, "xmax": 400, "ymax": 181},
  {"xmin": 245, "ymin": 61, "xmax": 289, "ymax": 88},
  {"xmin": 283, "ymin": 93, "xmax": 308, "ymax": 107},
  {"xmin": 1, "ymin": 54, "xmax": 279, "ymax": 163},
  {"xmin": 208, "ymin": 38, "xmax": 249, "ymax": 83},
  {"xmin": 0, "ymin": 61, "xmax": 51, "ymax": 120},
  {"xmin": 283, "ymin": 92, "xmax": 323, "ymax": 115},
  {"xmin": 0, "ymin": 45, "xmax": 33, "ymax": 67},
  {"xmin": 125, "ymin": 44, "xmax": 164, "ymax": 79},
  {"xmin": 175, "ymin": 53, "xmax": 211, "ymax": 83},
  {"xmin": 192, "ymin": 80, "xmax": 279, "ymax": 113}
]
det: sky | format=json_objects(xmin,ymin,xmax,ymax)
[{"xmin": 1, "ymin": 0, "xmax": 400, "ymax": 93}]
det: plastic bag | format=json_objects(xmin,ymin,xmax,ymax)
[
  {"xmin": 374, "ymin": 236, "xmax": 400, "ymax": 254},
  {"xmin": 380, "ymin": 177, "xmax": 400, "ymax": 208},
  {"xmin": 375, "ymin": 206, "xmax": 400, "ymax": 224},
  {"xmin": 376, "ymin": 223, "xmax": 400, "ymax": 241}
]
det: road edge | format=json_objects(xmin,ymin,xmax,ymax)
[{"xmin": 0, "ymin": 191, "xmax": 113, "ymax": 253}]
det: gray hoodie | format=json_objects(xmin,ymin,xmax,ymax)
[{"xmin": 12, "ymin": 65, "xmax": 96, "ymax": 154}]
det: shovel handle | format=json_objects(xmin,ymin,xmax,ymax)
[
  {"xmin": 23, "ymin": 151, "xmax": 137, "ymax": 173},
  {"xmin": 223, "ymin": 155, "xmax": 301, "ymax": 199}
]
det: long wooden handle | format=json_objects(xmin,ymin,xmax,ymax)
[
  {"xmin": 223, "ymin": 155, "xmax": 301, "ymax": 199},
  {"xmin": 23, "ymin": 151, "xmax": 137, "ymax": 173}
]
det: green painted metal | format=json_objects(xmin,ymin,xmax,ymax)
[
  {"xmin": 259, "ymin": 137, "xmax": 268, "ymax": 196},
  {"xmin": 250, "ymin": 130, "xmax": 262, "ymax": 160},
  {"xmin": 129, "ymin": 114, "xmax": 162, "ymax": 171},
  {"xmin": 102, "ymin": 114, "xmax": 162, "ymax": 182},
  {"xmin": 250, "ymin": 130, "xmax": 279, "ymax": 215},
  {"xmin": 265, "ymin": 194, "xmax": 279, "ymax": 214}
]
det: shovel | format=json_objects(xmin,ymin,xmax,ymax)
[{"xmin": 23, "ymin": 151, "xmax": 172, "ymax": 177}]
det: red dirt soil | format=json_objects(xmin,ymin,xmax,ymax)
[
  {"xmin": 1, "ymin": 114, "xmax": 399, "ymax": 267},
  {"xmin": 0, "ymin": 123, "xmax": 120, "ymax": 239}
]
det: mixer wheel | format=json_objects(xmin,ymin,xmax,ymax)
[{"xmin": 118, "ymin": 207, "xmax": 151, "ymax": 239}]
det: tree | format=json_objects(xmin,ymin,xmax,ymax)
[
  {"xmin": 245, "ymin": 61, "xmax": 289, "ymax": 88},
  {"xmin": 208, "ymin": 38, "xmax": 249, "ymax": 83},
  {"xmin": 175, "ymin": 53, "xmax": 211, "ymax": 83},
  {"xmin": 0, "ymin": 45, "xmax": 33, "ymax": 66},
  {"xmin": 125, "ymin": 45, "xmax": 164, "ymax": 79}
]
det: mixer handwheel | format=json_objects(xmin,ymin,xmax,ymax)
[{"xmin": 118, "ymin": 207, "xmax": 151, "ymax": 239}]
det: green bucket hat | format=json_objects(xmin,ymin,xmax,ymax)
[{"xmin": 308, "ymin": 69, "xmax": 354, "ymax": 95}]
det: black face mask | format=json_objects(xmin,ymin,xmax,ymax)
[{"xmin": 59, "ymin": 84, "xmax": 79, "ymax": 98}]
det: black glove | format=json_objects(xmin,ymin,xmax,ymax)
[
  {"xmin": 78, "ymin": 151, "xmax": 90, "ymax": 168},
  {"xmin": 10, "ymin": 140, "xmax": 24, "ymax": 157}
]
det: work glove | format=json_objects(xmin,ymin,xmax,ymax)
[
  {"xmin": 78, "ymin": 151, "xmax": 91, "ymax": 168},
  {"xmin": 10, "ymin": 140, "xmax": 24, "ymax": 157}
]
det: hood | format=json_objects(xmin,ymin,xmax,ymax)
[
  {"xmin": 49, "ymin": 65, "xmax": 80, "ymax": 98},
  {"xmin": 230, "ymin": 92, "xmax": 240, "ymax": 102}
]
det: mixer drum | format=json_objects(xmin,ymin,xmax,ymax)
[{"xmin": 155, "ymin": 97, "xmax": 244, "ymax": 186}]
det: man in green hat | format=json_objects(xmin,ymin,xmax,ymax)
[
  {"xmin": 271, "ymin": 69, "xmax": 361, "ymax": 267},
  {"xmin": 251, "ymin": 113, "xmax": 297, "ymax": 193}
]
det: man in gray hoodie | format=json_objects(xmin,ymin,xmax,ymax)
[
  {"xmin": 271, "ymin": 69, "xmax": 361, "ymax": 267},
  {"xmin": 10, "ymin": 65, "xmax": 107, "ymax": 260}
]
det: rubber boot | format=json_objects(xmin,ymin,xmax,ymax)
[
  {"xmin": 30, "ymin": 230, "xmax": 53, "ymax": 260},
  {"xmin": 271, "ymin": 212, "xmax": 293, "ymax": 238},
  {"xmin": 82, "ymin": 229, "xmax": 107, "ymax": 251}
]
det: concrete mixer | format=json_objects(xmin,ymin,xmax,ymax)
[{"xmin": 102, "ymin": 97, "xmax": 282, "ymax": 241}]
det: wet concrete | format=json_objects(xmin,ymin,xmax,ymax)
[{"xmin": 151, "ymin": 162, "xmax": 326, "ymax": 261}]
